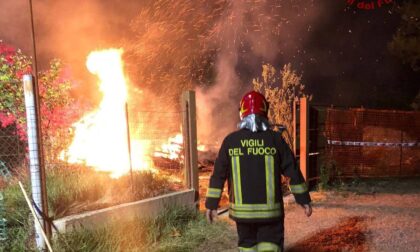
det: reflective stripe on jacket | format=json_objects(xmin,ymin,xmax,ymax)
[{"xmin": 205, "ymin": 129, "xmax": 311, "ymax": 223}]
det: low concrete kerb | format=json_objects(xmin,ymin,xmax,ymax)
[{"xmin": 53, "ymin": 189, "xmax": 196, "ymax": 234}]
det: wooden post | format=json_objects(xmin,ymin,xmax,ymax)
[
  {"xmin": 292, "ymin": 98, "xmax": 298, "ymax": 155},
  {"xmin": 181, "ymin": 91, "xmax": 199, "ymax": 203},
  {"xmin": 299, "ymin": 97, "xmax": 309, "ymax": 180}
]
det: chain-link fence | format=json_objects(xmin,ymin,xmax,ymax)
[
  {"xmin": 0, "ymin": 80, "xmax": 27, "ymax": 174},
  {"xmin": 325, "ymin": 108, "xmax": 420, "ymax": 177},
  {"xmin": 129, "ymin": 109, "xmax": 184, "ymax": 171},
  {"xmin": 0, "ymin": 80, "xmax": 27, "ymax": 243},
  {"xmin": 1, "ymin": 77, "xmax": 191, "ymax": 220},
  {"xmin": 42, "ymin": 104, "xmax": 189, "ymax": 218},
  {"xmin": 0, "ymin": 126, "xmax": 26, "ymax": 173}
]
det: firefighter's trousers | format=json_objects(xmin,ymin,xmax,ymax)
[{"xmin": 236, "ymin": 218, "xmax": 284, "ymax": 252}]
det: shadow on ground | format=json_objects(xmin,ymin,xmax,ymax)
[{"xmin": 286, "ymin": 216, "xmax": 372, "ymax": 252}]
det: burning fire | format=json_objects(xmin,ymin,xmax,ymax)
[
  {"xmin": 62, "ymin": 48, "xmax": 206, "ymax": 178},
  {"xmin": 154, "ymin": 133, "xmax": 183, "ymax": 160},
  {"xmin": 62, "ymin": 49, "xmax": 152, "ymax": 178}
]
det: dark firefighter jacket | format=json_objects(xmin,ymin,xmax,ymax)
[{"xmin": 205, "ymin": 129, "xmax": 311, "ymax": 223}]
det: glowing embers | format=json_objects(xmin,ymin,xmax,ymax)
[
  {"xmin": 154, "ymin": 133, "xmax": 208, "ymax": 161},
  {"xmin": 154, "ymin": 133, "xmax": 183, "ymax": 160}
]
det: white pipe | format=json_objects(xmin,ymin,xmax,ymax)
[
  {"xmin": 22, "ymin": 74, "xmax": 45, "ymax": 250},
  {"xmin": 0, "ymin": 191, "xmax": 5, "ymax": 241},
  {"xmin": 18, "ymin": 182, "xmax": 53, "ymax": 252}
]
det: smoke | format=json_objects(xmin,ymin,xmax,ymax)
[
  {"xmin": 0, "ymin": 1, "xmax": 31, "ymax": 52},
  {"xmin": 0, "ymin": 0, "xmax": 140, "ymax": 102},
  {"xmin": 196, "ymin": 52, "xmax": 241, "ymax": 146},
  {"xmin": 196, "ymin": 1, "xmax": 245, "ymax": 145},
  {"xmin": 196, "ymin": 0, "xmax": 324, "ymax": 145},
  {"xmin": 1, "ymin": 0, "xmax": 325, "ymax": 146}
]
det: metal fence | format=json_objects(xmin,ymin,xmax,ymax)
[
  {"xmin": 325, "ymin": 108, "xmax": 420, "ymax": 177},
  {"xmin": 0, "ymin": 125, "xmax": 26, "ymax": 173},
  {"xmin": 0, "ymin": 77, "xmax": 191, "ymax": 218},
  {"xmin": 128, "ymin": 109, "xmax": 184, "ymax": 171},
  {"xmin": 46, "ymin": 104, "xmax": 189, "ymax": 191},
  {"xmin": 0, "ymin": 80, "xmax": 27, "ymax": 174}
]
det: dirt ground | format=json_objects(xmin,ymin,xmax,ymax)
[{"xmin": 199, "ymin": 177, "xmax": 420, "ymax": 252}]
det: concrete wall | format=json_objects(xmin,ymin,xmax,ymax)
[{"xmin": 53, "ymin": 189, "xmax": 196, "ymax": 233}]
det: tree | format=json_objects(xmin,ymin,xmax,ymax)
[
  {"xmin": 389, "ymin": 1, "xmax": 420, "ymax": 110},
  {"xmin": 253, "ymin": 63, "xmax": 311, "ymax": 146},
  {"xmin": 0, "ymin": 42, "xmax": 31, "ymax": 138},
  {"xmin": 389, "ymin": 1, "xmax": 420, "ymax": 71},
  {"xmin": 0, "ymin": 40, "xmax": 78, "ymax": 166},
  {"xmin": 411, "ymin": 91, "xmax": 420, "ymax": 110}
]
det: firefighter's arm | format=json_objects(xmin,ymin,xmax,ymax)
[
  {"xmin": 278, "ymin": 136, "xmax": 312, "ymax": 206},
  {"xmin": 205, "ymin": 139, "xmax": 229, "ymax": 211}
]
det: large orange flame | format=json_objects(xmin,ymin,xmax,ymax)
[
  {"xmin": 63, "ymin": 49, "xmax": 152, "ymax": 178},
  {"xmin": 61, "ymin": 49, "xmax": 208, "ymax": 178}
]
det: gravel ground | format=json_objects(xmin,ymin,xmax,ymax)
[
  {"xmin": 285, "ymin": 179, "xmax": 420, "ymax": 252},
  {"xmin": 201, "ymin": 178, "xmax": 420, "ymax": 252}
]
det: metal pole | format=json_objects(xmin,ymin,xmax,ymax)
[
  {"xmin": 19, "ymin": 181, "xmax": 53, "ymax": 252},
  {"xmin": 399, "ymin": 129, "xmax": 403, "ymax": 176},
  {"xmin": 22, "ymin": 75, "xmax": 47, "ymax": 250},
  {"xmin": 125, "ymin": 103, "xmax": 134, "ymax": 193},
  {"xmin": 292, "ymin": 98, "xmax": 298, "ymax": 155},
  {"xmin": 28, "ymin": 0, "xmax": 39, "ymax": 83},
  {"xmin": 28, "ymin": 0, "xmax": 52, "ymax": 243},
  {"xmin": 18, "ymin": 182, "xmax": 53, "ymax": 252},
  {"xmin": 0, "ymin": 192, "xmax": 6, "ymax": 241}
]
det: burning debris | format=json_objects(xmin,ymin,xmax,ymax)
[
  {"xmin": 154, "ymin": 133, "xmax": 183, "ymax": 160},
  {"xmin": 153, "ymin": 133, "xmax": 217, "ymax": 170},
  {"xmin": 153, "ymin": 134, "xmax": 184, "ymax": 169},
  {"xmin": 59, "ymin": 49, "xmax": 215, "ymax": 178}
]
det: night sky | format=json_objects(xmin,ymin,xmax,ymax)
[
  {"xmin": 300, "ymin": 1, "xmax": 418, "ymax": 109},
  {"xmin": 234, "ymin": 1, "xmax": 419, "ymax": 109},
  {"xmin": 0, "ymin": 0, "xmax": 418, "ymax": 109}
]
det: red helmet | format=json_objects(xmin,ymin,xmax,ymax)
[{"xmin": 239, "ymin": 91, "xmax": 269, "ymax": 119}]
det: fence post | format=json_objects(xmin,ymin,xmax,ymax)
[
  {"xmin": 22, "ymin": 74, "xmax": 50, "ymax": 250},
  {"xmin": 0, "ymin": 192, "xmax": 6, "ymax": 241},
  {"xmin": 292, "ymin": 98, "xmax": 298, "ymax": 155},
  {"xmin": 0, "ymin": 162, "xmax": 11, "ymax": 242},
  {"xmin": 299, "ymin": 97, "xmax": 309, "ymax": 180},
  {"xmin": 181, "ymin": 91, "xmax": 199, "ymax": 204},
  {"xmin": 399, "ymin": 129, "xmax": 403, "ymax": 176}
]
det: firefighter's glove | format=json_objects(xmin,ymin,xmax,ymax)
[
  {"xmin": 206, "ymin": 209, "xmax": 218, "ymax": 224},
  {"xmin": 302, "ymin": 204, "xmax": 312, "ymax": 217}
]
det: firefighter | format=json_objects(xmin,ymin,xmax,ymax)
[{"xmin": 205, "ymin": 91, "xmax": 312, "ymax": 252}]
